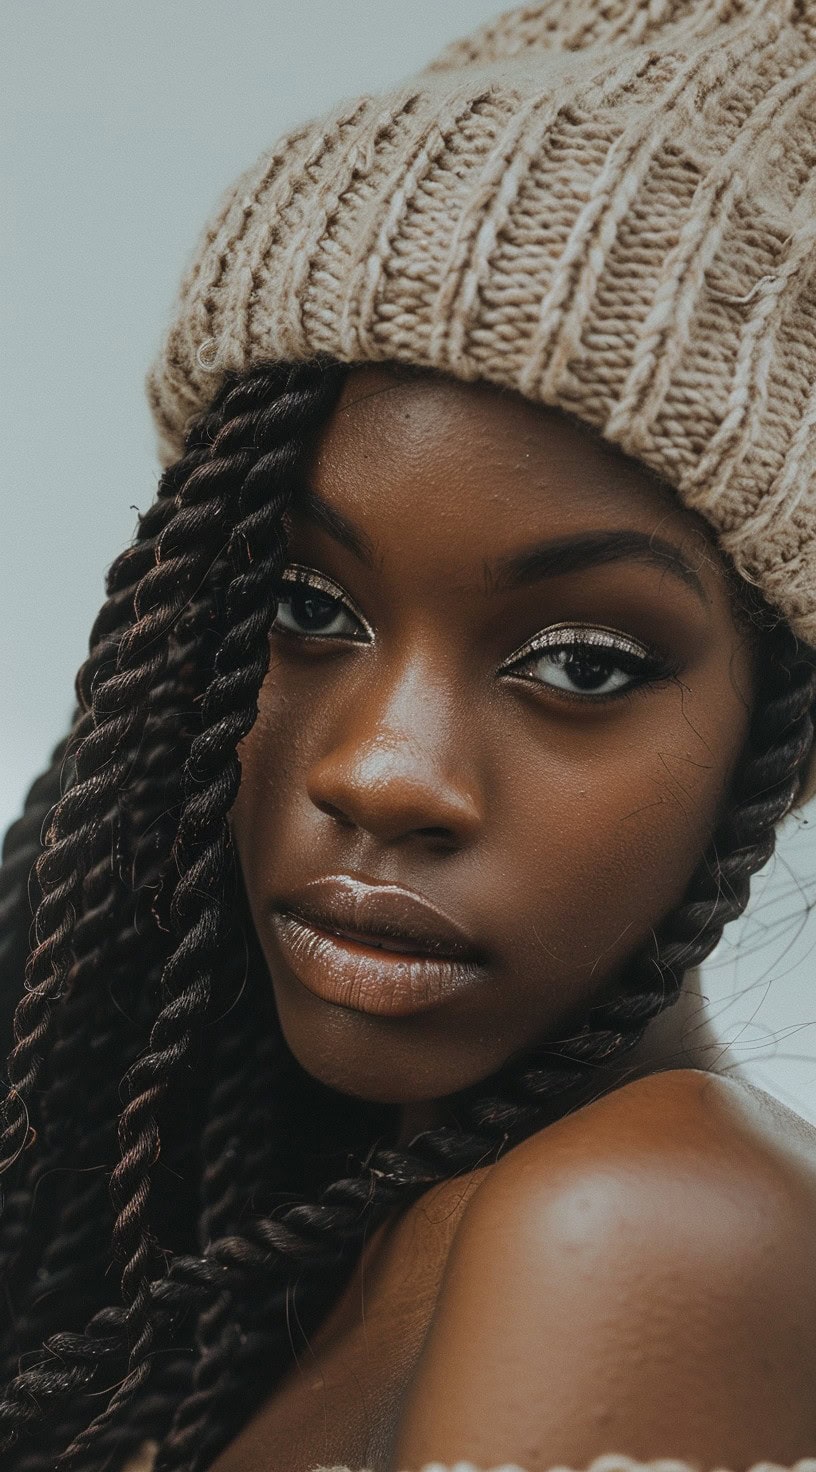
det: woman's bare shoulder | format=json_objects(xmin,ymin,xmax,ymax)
[
  {"xmin": 388, "ymin": 1068, "xmax": 816, "ymax": 1467},
  {"xmin": 479, "ymin": 1065, "xmax": 816, "ymax": 1203}
]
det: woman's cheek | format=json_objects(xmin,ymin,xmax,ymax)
[
  {"xmin": 508, "ymin": 742, "xmax": 720, "ymax": 985},
  {"xmin": 573, "ymin": 751, "xmax": 726, "ymax": 961},
  {"xmin": 233, "ymin": 708, "xmax": 295, "ymax": 860}
]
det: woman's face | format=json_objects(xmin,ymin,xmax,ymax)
[{"xmin": 231, "ymin": 365, "xmax": 755, "ymax": 1107}]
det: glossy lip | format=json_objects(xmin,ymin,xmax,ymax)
[
  {"xmin": 277, "ymin": 875, "xmax": 482, "ymax": 958},
  {"xmin": 269, "ymin": 875, "xmax": 486, "ymax": 1017}
]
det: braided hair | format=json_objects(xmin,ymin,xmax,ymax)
[{"xmin": 0, "ymin": 356, "xmax": 814, "ymax": 1472}]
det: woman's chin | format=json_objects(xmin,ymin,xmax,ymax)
[{"xmin": 274, "ymin": 1001, "xmax": 495, "ymax": 1107}]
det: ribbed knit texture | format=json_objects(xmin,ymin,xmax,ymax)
[
  {"xmin": 123, "ymin": 1448, "xmax": 816, "ymax": 1472},
  {"xmin": 147, "ymin": 0, "xmax": 816, "ymax": 669},
  {"xmin": 310, "ymin": 1464, "xmax": 816, "ymax": 1472}
]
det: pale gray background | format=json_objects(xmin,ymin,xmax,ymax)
[{"xmin": 2, "ymin": 2, "xmax": 815, "ymax": 1121}]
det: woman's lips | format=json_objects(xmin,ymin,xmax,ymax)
[
  {"xmin": 276, "ymin": 875, "xmax": 483, "ymax": 958},
  {"xmin": 268, "ymin": 875, "xmax": 486, "ymax": 1016}
]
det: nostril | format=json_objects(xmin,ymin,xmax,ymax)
[
  {"xmin": 415, "ymin": 826, "xmax": 461, "ymax": 855},
  {"xmin": 316, "ymin": 800, "xmax": 354, "ymax": 827},
  {"xmin": 306, "ymin": 745, "xmax": 483, "ymax": 845}
]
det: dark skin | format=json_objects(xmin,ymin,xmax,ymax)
[
  {"xmin": 232, "ymin": 363, "xmax": 755, "ymax": 1128},
  {"xmin": 222, "ymin": 365, "xmax": 816, "ymax": 1469}
]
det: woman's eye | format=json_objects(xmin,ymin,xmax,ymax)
[
  {"xmin": 500, "ymin": 626, "xmax": 671, "ymax": 700},
  {"xmin": 271, "ymin": 566, "xmax": 371, "ymax": 641}
]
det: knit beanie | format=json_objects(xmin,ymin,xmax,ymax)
[{"xmin": 146, "ymin": 0, "xmax": 816, "ymax": 800}]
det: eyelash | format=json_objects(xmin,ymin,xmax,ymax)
[
  {"xmin": 270, "ymin": 565, "xmax": 679, "ymax": 702},
  {"xmin": 273, "ymin": 564, "xmax": 374, "ymax": 640},
  {"xmin": 499, "ymin": 623, "xmax": 675, "ymax": 702}
]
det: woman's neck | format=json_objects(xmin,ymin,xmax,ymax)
[
  {"xmin": 395, "ymin": 972, "xmax": 726, "ymax": 1151},
  {"xmin": 397, "ymin": 1098, "xmax": 442, "ymax": 1147}
]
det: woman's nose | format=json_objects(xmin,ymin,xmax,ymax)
[{"xmin": 305, "ymin": 665, "xmax": 484, "ymax": 848}]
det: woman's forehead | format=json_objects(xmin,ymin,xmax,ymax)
[{"xmin": 309, "ymin": 362, "xmax": 717, "ymax": 565}]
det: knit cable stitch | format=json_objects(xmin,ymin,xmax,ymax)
[{"xmin": 147, "ymin": 0, "xmax": 816, "ymax": 657}]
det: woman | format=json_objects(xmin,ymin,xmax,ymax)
[{"xmin": 1, "ymin": 2, "xmax": 816, "ymax": 1470}]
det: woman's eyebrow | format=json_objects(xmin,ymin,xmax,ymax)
[
  {"xmin": 294, "ymin": 489, "xmax": 707, "ymax": 605},
  {"xmin": 294, "ymin": 486, "xmax": 376, "ymax": 564},
  {"xmin": 488, "ymin": 529, "xmax": 708, "ymax": 604}
]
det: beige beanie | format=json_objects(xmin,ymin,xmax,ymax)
[{"xmin": 147, "ymin": 0, "xmax": 816, "ymax": 795}]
